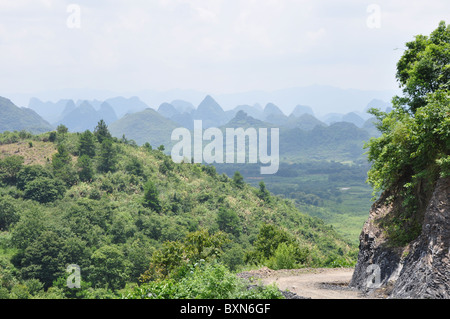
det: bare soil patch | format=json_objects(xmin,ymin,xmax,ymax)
[{"xmin": 238, "ymin": 268, "xmax": 380, "ymax": 299}]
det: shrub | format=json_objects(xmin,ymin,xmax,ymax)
[
  {"xmin": 97, "ymin": 138, "xmax": 117, "ymax": 173},
  {"xmin": 0, "ymin": 155, "xmax": 24, "ymax": 184},
  {"xmin": 16, "ymin": 165, "xmax": 53, "ymax": 191},
  {"xmin": 216, "ymin": 207, "xmax": 241, "ymax": 237},
  {"xmin": 126, "ymin": 262, "xmax": 284, "ymax": 300},
  {"xmin": 23, "ymin": 177, "xmax": 66, "ymax": 203},
  {"xmin": 77, "ymin": 130, "xmax": 96, "ymax": 158},
  {"xmin": 88, "ymin": 245, "xmax": 130, "ymax": 291},
  {"xmin": 248, "ymin": 224, "xmax": 309, "ymax": 268},
  {"xmin": 0, "ymin": 195, "xmax": 19, "ymax": 231},
  {"xmin": 266, "ymin": 242, "xmax": 309, "ymax": 270},
  {"xmin": 232, "ymin": 171, "xmax": 245, "ymax": 189},
  {"xmin": 142, "ymin": 180, "xmax": 161, "ymax": 213},
  {"xmin": 77, "ymin": 155, "xmax": 94, "ymax": 182}
]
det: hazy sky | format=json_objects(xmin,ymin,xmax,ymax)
[{"xmin": 1, "ymin": 0, "xmax": 449, "ymax": 98}]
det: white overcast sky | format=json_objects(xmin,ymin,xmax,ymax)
[{"xmin": 0, "ymin": 0, "xmax": 449, "ymax": 98}]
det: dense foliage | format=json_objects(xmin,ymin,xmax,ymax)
[
  {"xmin": 365, "ymin": 21, "xmax": 450, "ymax": 245},
  {"xmin": 0, "ymin": 121, "xmax": 354, "ymax": 299}
]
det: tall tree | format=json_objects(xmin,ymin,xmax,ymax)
[
  {"xmin": 52, "ymin": 144, "xmax": 78, "ymax": 186},
  {"xmin": 232, "ymin": 171, "xmax": 244, "ymax": 189},
  {"xmin": 77, "ymin": 155, "xmax": 94, "ymax": 182},
  {"xmin": 97, "ymin": 138, "xmax": 117, "ymax": 173},
  {"xmin": 395, "ymin": 20, "xmax": 450, "ymax": 114},
  {"xmin": 0, "ymin": 155, "xmax": 24, "ymax": 184},
  {"xmin": 78, "ymin": 130, "xmax": 96, "ymax": 158},
  {"xmin": 52, "ymin": 144, "xmax": 71, "ymax": 172},
  {"xmin": 94, "ymin": 119, "xmax": 112, "ymax": 144},
  {"xmin": 142, "ymin": 180, "xmax": 161, "ymax": 213}
]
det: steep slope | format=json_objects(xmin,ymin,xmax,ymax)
[
  {"xmin": 56, "ymin": 101, "xmax": 102, "ymax": 132},
  {"xmin": 28, "ymin": 98, "xmax": 72, "ymax": 124},
  {"xmin": 232, "ymin": 105, "xmax": 265, "ymax": 121},
  {"xmin": 342, "ymin": 112, "xmax": 365, "ymax": 128},
  {"xmin": 59, "ymin": 100, "xmax": 77, "ymax": 120},
  {"xmin": 263, "ymin": 103, "xmax": 284, "ymax": 117},
  {"xmin": 0, "ymin": 96, "xmax": 53, "ymax": 134},
  {"xmin": 224, "ymin": 110, "xmax": 275, "ymax": 129},
  {"xmin": 109, "ymin": 108, "xmax": 179, "ymax": 147},
  {"xmin": 0, "ymin": 131, "xmax": 356, "ymax": 298},
  {"xmin": 350, "ymin": 177, "xmax": 450, "ymax": 298},
  {"xmin": 193, "ymin": 95, "xmax": 228, "ymax": 128},
  {"xmin": 285, "ymin": 114, "xmax": 326, "ymax": 131},
  {"xmin": 157, "ymin": 102, "xmax": 180, "ymax": 118},
  {"xmin": 263, "ymin": 103, "xmax": 287, "ymax": 125},
  {"xmin": 291, "ymin": 105, "xmax": 315, "ymax": 117},
  {"xmin": 171, "ymin": 100, "xmax": 195, "ymax": 113},
  {"xmin": 98, "ymin": 102, "xmax": 118, "ymax": 125},
  {"xmin": 105, "ymin": 96, "xmax": 149, "ymax": 119}
]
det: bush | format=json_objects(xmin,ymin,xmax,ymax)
[
  {"xmin": 220, "ymin": 244, "xmax": 245, "ymax": 271},
  {"xmin": 247, "ymin": 224, "xmax": 309, "ymax": 268},
  {"xmin": 23, "ymin": 177, "xmax": 66, "ymax": 203},
  {"xmin": 97, "ymin": 138, "xmax": 117, "ymax": 173},
  {"xmin": 125, "ymin": 156, "xmax": 144, "ymax": 177},
  {"xmin": 77, "ymin": 130, "xmax": 96, "ymax": 158},
  {"xmin": 125, "ymin": 262, "xmax": 284, "ymax": 300},
  {"xmin": 216, "ymin": 207, "xmax": 241, "ymax": 237},
  {"xmin": 232, "ymin": 171, "xmax": 245, "ymax": 189},
  {"xmin": 0, "ymin": 155, "xmax": 24, "ymax": 184},
  {"xmin": 0, "ymin": 195, "xmax": 19, "ymax": 231},
  {"xmin": 77, "ymin": 155, "xmax": 94, "ymax": 182},
  {"xmin": 16, "ymin": 165, "xmax": 53, "ymax": 191},
  {"xmin": 88, "ymin": 245, "xmax": 130, "ymax": 291},
  {"xmin": 266, "ymin": 242, "xmax": 308, "ymax": 270},
  {"xmin": 142, "ymin": 180, "xmax": 161, "ymax": 213}
]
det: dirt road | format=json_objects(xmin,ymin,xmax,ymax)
[{"xmin": 239, "ymin": 268, "xmax": 375, "ymax": 299}]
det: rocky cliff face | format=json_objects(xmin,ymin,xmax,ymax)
[{"xmin": 350, "ymin": 177, "xmax": 450, "ymax": 299}]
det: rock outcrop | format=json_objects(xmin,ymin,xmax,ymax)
[{"xmin": 350, "ymin": 177, "xmax": 450, "ymax": 299}]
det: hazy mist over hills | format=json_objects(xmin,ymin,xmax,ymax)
[
  {"xmin": 8, "ymin": 85, "xmax": 398, "ymax": 127},
  {"xmin": 0, "ymin": 90, "xmax": 387, "ymax": 163},
  {"xmin": 9, "ymin": 85, "xmax": 396, "ymax": 118}
]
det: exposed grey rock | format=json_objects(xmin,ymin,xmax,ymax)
[{"xmin": 350, "ymin": 177, "xmax": 450, "ymax": 299}]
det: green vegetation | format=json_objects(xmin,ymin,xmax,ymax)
[
  {"xmin": 0, "ymin": 97, "xmax": 53, "ymax": 134},
  {"xmin": 109, "ymin": 108, "xmax": 178, "ymax": 148},
  {"xmin": 216, "ymin": 161, "xmax": 373, "ymax": 245},
  {"xmin": 126, "ymin": 261, "xmax": 283, "ymax": 300},
  {"xmin": 0, "ymin": 121, "xmax": 355, "ymax": 299},
  {"xmin": 365, "ymin": 21, "xmax": 450, "ymax": 246}
]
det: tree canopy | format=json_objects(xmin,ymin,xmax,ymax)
[
  {"xmin": 395, "ymin": 21, "xmax": 450, "ymax": 114},
  {"xmin": 366, "ymin": 21, "xmax": 450, "ymax": 245}
]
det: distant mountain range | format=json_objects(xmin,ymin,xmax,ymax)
[
  {"xmin": 109, "ymin": 108, "xmax": 178, "ymax": 147},
  {"xmin": 107, "ymin": 95, "xmax": 384, "ymax": 162},
  {"xmin": 6, "ymin": 84, "xmax": 398, "ymax": 116},
  {"xmin": 151, "ymin": 95, "xmax": 388, "ymax": 131},
  {"xmin": 1, "ymin": 91, "xmax": 390, "ymax": 162}
]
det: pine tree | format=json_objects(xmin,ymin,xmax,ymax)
[
  {"xmin": 232, "ymin": 171, "xmax": 244, "ymax": 189},
  {"xmin": 78, "ymin": 130, "xmax": 96, "ymax": 158},
  {"xmin": 77, "ymin": 155, "xmax": 94, "ymax": 182},
  {"xmin": 97, "ymin": 138, "xmax": 117, "ymax": 173},
  {"xmin": 94, "ymin": 120, "xmax": 112, "ymax": 144},
  {"xmin": 142, "ymin": 180, "xmax": 161, "ymax": 213}
]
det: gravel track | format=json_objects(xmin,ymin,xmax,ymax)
[{"xmin": 238, "ymin": 268, "xmax": 377, "ymax": 299}]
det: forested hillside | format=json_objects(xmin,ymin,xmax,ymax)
[
  {"xmin": 0, "ymin": 123, "xmax": 355, "ymax": 299},
  {"xmin": 0, "ymin": 97, "xmax": 53, "ymax": 134}
]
